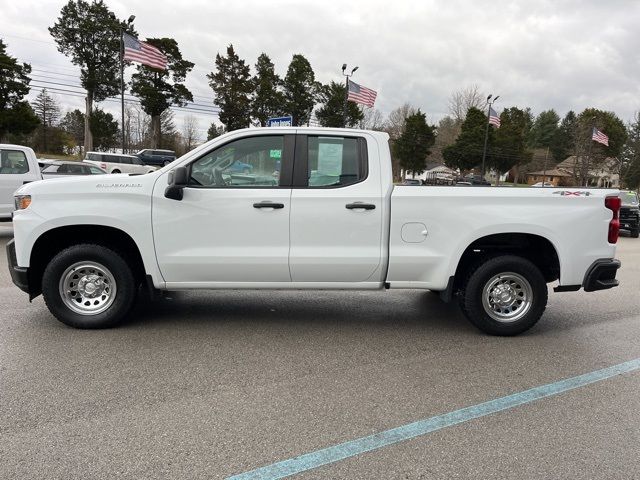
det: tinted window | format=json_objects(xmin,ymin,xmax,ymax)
[
  {"xmin": 307, "ymin": 137, "xmax": 361, "ymax": 187},
  {"xmin": 0, "ymin": 150, "xmax": 29, "ymax": 174},
  {"xmin": 620, "ymin": 192, "xmax": 639, "ymax": 206},
  {"xmin": 86, "ymin": 153, "xmax": 100, "ymax": 161},
  {"xmin": 115, "ymin": 156, "xmax": 131, "ymax": 164},
  {"xmin": 190, "ymin": 136, "xmax": 283, "ymax": 187},
  {"xmin": 41, "ymin": 164, "xmax": 61, "ymax": 173}
]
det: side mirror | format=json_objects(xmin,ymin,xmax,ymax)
[{"xmin": 165, "ymin": 166, "xmax": 188, "ymax": 200}]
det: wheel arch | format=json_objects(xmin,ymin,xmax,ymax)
[
  {"xmin": 451, "ymin": 232, "xmax": 561, "ymax": 294},
  {"xmin": 28, "ymin": 225, "xmax": 147, "ymax": 299}
]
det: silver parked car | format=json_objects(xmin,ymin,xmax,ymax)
[{"xmin": 41, "ymin": 161, "xmax": 107, "ymax": 179}]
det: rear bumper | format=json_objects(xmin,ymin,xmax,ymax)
[
  {"xmin": 583, "ymin": 258, "xmax": 621, "ymax": 292},
  {"xmin": 6, "ymin": 239, "xmax": 30, "ymax": 294}
]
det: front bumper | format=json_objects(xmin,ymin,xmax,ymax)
[
  {"xmin": 6, "ymin": 239, "xmax": 30, "ymax": 294},
  {"xmin": 583, "ymin": 258, "xmax": 621, "ymax": 292}
]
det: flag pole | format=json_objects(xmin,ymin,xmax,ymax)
[
  {"xmin": 120, "ymin": 26, "xmax": 125, "ymax": 154},
  {"xmin": 584, "ymin": 117, "xmax": 596, "ymax": 187}
]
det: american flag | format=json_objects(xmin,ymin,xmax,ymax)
[
  {"xmin": 488, "ymin": 107, "xmax": 500, "ymax": 128},
  {"xmin": 347, "ymin": 80, "xmax": 377, "ymax": 108},
  {"xmin": 592, "ymin": 127, "xmax": 609, "ymax": 146},
  {"xmin": 123, "ymin": 33, "xmax": 167, "ymax": 70}
]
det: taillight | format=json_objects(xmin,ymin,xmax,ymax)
[
  {"xmin": 605, "ymin": 195, "xmax": 621, "ymax": 243},
  {"xmin": 101, "ymin": 163, "xmax": 107, "ymax": 169}
]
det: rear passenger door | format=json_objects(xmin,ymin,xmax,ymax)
[{"xmin": 289, "ymin": 134, "xmax": 384, "ymax": 283}]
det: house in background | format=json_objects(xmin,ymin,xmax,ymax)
[
  {"xmin": 526, "ymin": 168, "xmax": 573, "ymax": 186},
  {"xmin": 526, "ymin": 155, "xmax": 620, "ymax": 187}
]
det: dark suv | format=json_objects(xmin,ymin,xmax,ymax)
[
  {"xmin": 619, "ymin": 190, "xmax": 639, "ymax": 238},
  {"xmin": 135, "ymin": 149, "xmax": 176, "ymax": 167}
]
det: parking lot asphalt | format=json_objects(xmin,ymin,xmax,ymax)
[{"xmin": 0, "ymin": 223, "xmax": 639, "ymax": 479}]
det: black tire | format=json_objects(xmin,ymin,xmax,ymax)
[
  {"xmin": 459, "ymin": 255, "xmax": 547, "ymax": 336},
  {"xmin": 42, "ymin": 244, "xmax": 137, "ymax": 329},
  {"xmin": 631, "ymin": 228, "xmax": 639, "ymax": 239},
  {"xmin": 111, "ymin": 169, "xmax": 121, "ymax": 174}
]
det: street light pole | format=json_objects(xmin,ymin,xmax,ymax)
[
  {"xmin": 120, "ymin": 15, "xmax": 135, "ymax": 154},
  {"xmin": 584, "ymin": 116, "xmax": 596, "ymax": 187},
  {"xmin": 481, "ymin": 94, "xmax": 499, "ymax": 180},
  {"xmin": 341, "ymin": 64, "xmax": 358, "ymax": 128}
]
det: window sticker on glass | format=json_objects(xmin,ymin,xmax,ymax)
[
  {"xmin": 317, "ymin": 140, "xmax": 343, "ymax": 176},
  {"xmin": 270, "ymin": 149, "xmax": 282, "ymax": 159}
]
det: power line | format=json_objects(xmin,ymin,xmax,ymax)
[{"xmin": 29, "ymin": 85, "xmax": 219, "ymax": 117}]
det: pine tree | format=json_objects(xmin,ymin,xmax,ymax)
[
  {"xmin": 443, "ymin": 107, "xmax": 489, "ymax": 171},
  {"xmin": 528, "ymin": 110, "xmax": 560, "ymax": 149},
  {"xmin": 207, "ymin": 44, "xmax": 252, "ymax": 131},
  {"xmin": 0, "ymin": 39, "xmax": 39, "ymax": 141},
  {"xmin": 283, "ymin": 54, "xmax": 317, "ymax": 126},
  {"xmin": 130, "ymin": 37, "xmax": 194, "ymax": 148},
  {"xmin": 395, "ymin": 110, "xmax": 436, "ymax": 176},
  {"xmin": 623, "ymin": 113, "xmax": 640, "ymax": 189},
  {"xmin": 49, "ymin": 0, "xmax": 127, "ymax": 152},
  {"xmin": 31, "ymin": 88, "xmax": 61, "ymax": 152},
  {"xmin": 207, "ymin": 123, "xmax": 225, "ymax": 140},
  {"xmin": 251, "ymin": 53, "xmax": 285, "ymax": 126},
  {"xmin": 315, "ymin": 81, "xmax": 363, "ymax": 128}
]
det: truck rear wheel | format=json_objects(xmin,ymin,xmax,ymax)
[
  {"xmin": 42, "ymin": 244, "xmax": 137, "ymax": 329},
  {"xmin": 631, "ymin": 228, "xmax": 639, "ymax": 239},
  {"xmin": 459, "ymin": 255, "xmax": 547, "ymax": 336}
]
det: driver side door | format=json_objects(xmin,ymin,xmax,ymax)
[{"xmin": 152, "ymin": 133, "xmax": 295, "ymax": 286}]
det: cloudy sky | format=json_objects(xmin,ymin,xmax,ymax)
[{"xmin": 2, "ymin": 0, "xmax": 639, "ymax": 142}]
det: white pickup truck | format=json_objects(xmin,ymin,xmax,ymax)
[{"xmin": 7, "ymin": 128, "xmax": 622, "ymax": 335}]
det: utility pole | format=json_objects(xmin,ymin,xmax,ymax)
[
  {"xmin": 341, "ymin": 64, "xmax": 358, "ymax": 128},
  {"xmin": 481, "ymin": 94, "xmax": 499, "ymax": 180},
  {"xmin": 542, "ymin": 146, "xmax": 549, "ymax": 186}
]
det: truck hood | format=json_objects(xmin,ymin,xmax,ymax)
[{"xmin": 15, "ymin": 172, "xmax": 159, "ymax": 196}]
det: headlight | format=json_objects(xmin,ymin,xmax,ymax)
[{"xmin": 14, "ymin": 195, "xmax": 31, "ymax": 210}]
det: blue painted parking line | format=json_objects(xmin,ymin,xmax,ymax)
[{"xmin": 227, "ymin": 358, "xmax": 640, "ymax": 480}]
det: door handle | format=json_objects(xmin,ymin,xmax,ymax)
[
  {"xmin": 253, "ymin": 201, "xmax": 285, "ymax": 209},
  {"xmin": 345, "ymin": 202, "xmax": 376, "ymax": 210}
]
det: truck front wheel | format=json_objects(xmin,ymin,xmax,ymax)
[
  {"xmin": 42, "ymin": 244, "xmax": 137, "ymax": 329},
  {"xmin": 460, "ymin": 255, "xmax": 548, "ymax": 336}
]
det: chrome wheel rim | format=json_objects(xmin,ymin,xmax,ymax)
[
  {"xmin": 58, "ymin": 261, "xmax": 117, "ymax": 315},
  {"xmin": 482, "ymin": 272, "xmax": 533, "ymax": 323}
]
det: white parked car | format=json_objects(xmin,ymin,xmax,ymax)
[
  {"xmin": 0, "ymin": 144, "xmax": 42, "ymax": 222},
  {"xmin": 532, "ymin": 181, "xmax": 554, "ymax": 187},
  {"xmin": 84, "ymin": 152, "xmax": 156, "ymax": 175},
  {"xmin": 8, "ymin": 128, "xmax": 622, "ymax": 335}
]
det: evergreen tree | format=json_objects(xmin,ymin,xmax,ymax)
[
  {"xmin": 89, "ymin": 109, "xmax": 119, "ymax": 151},
  {"xmin": 0, "ymin": 39, "xmax": 39, "ymax": 141},
  {"xmin": 207, "ymin": 44, "xmax": 252, "ymax": 131},
  {"xmin": 130, "ymin": 37, "xmax": 194, "ymax": 148},
  {"xmin": 443, "ymin": 107, "xmax": 489, "ymax": 171},
  {"xmin": 283, "ymin": 54, "xmax": 317, "ymax": 126},
  {"xmin": 315, "ymin": 81, "xmax": 363, "ymax": 128},
  {"xmin": 622, "ymin": 113, "xmax": 640, "ymax": 189},
  {"xmin": 550, "ymin": 110, "xmax": 577, "ymax": 163},
  {"xmin": 490, "ymin": 107, "xmax": 533, "ymax": 175},
  {"xmin": 31, "ymin": 88, "xmax": 61, "ymax": 152},
  {"xmin": 49, "ymin": 0, "xmax": 128, "ymax": 152},
  {"xmin": 207, "ymin": 123, "xmax": 225, "ymax": 140},
  {"xmin": 251, "ymin": 53, "xmax": 285, "ymax": 126},
  {"xmin": 394, "ymin": 110, "xmax": 436, "ymax": 176},
  {"xmin": 528, "ymin": 109, "xmax": 559, "ymax": 149}
]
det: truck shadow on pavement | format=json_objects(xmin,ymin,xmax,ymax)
[{"xmin": 127, "ymin": 289, "xmax": 474, "ymax": 335}]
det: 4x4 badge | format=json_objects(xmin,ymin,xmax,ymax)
[{"xmin": 552, "ymin": 191, "xmax": 592, "ymax": 196}]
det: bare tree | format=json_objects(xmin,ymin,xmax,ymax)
[
  {"xmin": 448, "ymin": 84, "xmax": 485, "ymax": 121},
  {"xmin": 182, "ymin": 115, "xmax": 199, "ymax": 152},
  {"xmin": 125, "ymin": 105, "xmax": 151, "ymax": 151},
  {"xmin": 358, "ymin": 108, "xmax": 385, "ymax": 131},
  {"xmin": 383, "ymin": 103, "xmax": 417, "ymax": 181}
]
